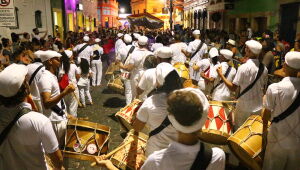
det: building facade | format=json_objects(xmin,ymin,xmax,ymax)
[
  {"xmin": 183, "ymin": 0, "xmax": 209, "ymax": 29},
  {"xmin": 97, "ymin": 0, "xmax": 119, "ymax": 28}
]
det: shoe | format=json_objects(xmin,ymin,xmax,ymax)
[
  {"xmin": 86, "ymin": 102, "xmax": 93, "ymax": 105},
  {"xmin": 78, "ymin": 105, "xmax": 86, "ymax": 108}
]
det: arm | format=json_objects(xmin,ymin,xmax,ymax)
[
  {"xmin": 261, "ymin": 107, "xmax": 271, "ymax": 159},
  {"xmin": 216, "ymin": 66, "xmax": 238, "ymax": 91},
  {"xmin": 48, "ymin": 150, "xmax": 64, "ymax": 169},
  {"xmin": 119, "ymin": 62, "xmax": 134, "ymax": 72},
  {"xmin": 181, "ymin": 49, "xmax": 191, "ymax": 58},
  {"xmin": 136, "ymin": 86, "xmax": 144, "ymax": 98},
  {"xmin": 200, "ymin": 72, "xmax": 215, "ymax": 82},
  {"xmin": 132, "ymin": 118, "xmax": 146, "ymax": 132},
  {"xmin": 41, "ymin": 30, "xmax": 48, "ymax": 40}
]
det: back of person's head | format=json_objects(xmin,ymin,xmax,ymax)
[
  {"xmin": 157, "ymin": 70, "xmax": 182, "ymax": 94},
  {"xmin": 174, "ymin": 34, "xmax": 181, "ymax": 42},
  {"xmin": 80, "ymin": 59, "xmax": 89, "ymax": 75},
  {"xmin": 61, "ymin": 52, "xmax": 70, "ymax": 74},
  {"xmin": 1, "ymin": 38, "xmax": 9, "ymax": 48},
  {"xmin": 12, "ymin": 47, "xmax": 25, "ymax": 60},
  {"xmin": 155, "ymin": 36, "xmax": 163, "ymax": 44},
  {"xmin": 11, "ymin": 33, "xmax": 19, "ymax": 43},
  {"xmin": 143, "ymin": 54, "xmax": 157, "ymax": 69},
  {"xmin": 55, "ymin": 41, "xmax": 63, "ymax": 50}
]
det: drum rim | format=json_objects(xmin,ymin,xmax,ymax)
[{"xmin": 67, "ymin": 119, "xmax": 111, "ymax": 133}]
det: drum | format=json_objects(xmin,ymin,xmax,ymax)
[
  {"xmin": 173, "ymin": 62, "xmax": 190, "ymax": 80},
  {"xmin": 108, "ymin": 75, "xmax": 124, "ymax": 94},
  {"xmin": 110, "ymin": 130, "xmax": 148, "ymax": 170},
  {"xmin": 227, "ymin": 115, "xmax": 270, "ymax": 170},
  {"xmin": 115, "ymin": 99, "xmax": 143, "ymax": 131},
  {"xmin": 183, "ymin": 79, "xmax": 198, "ymax": 88},
  {"xmin": 105, "ymin": 62, "xmax": 120, "ymax": 80},
  {"xmin": 63, "ymin": 119, "xmax": 110, "ymax": 161},
  {"xmin": 198, "ymin": 101, "xmax": 233, "ymax": 145}
]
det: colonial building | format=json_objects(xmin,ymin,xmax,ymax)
[
  {"xmin": 97, "ymin": 0, "xmax": 119, "ymax": 28},
  {"xmin": 183, "ymin": 0, "xmax": 209, "ymax": 29}
]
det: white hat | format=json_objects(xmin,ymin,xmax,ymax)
[
  {"xmin": 227, "ymin": 39, "xmax": 236, "ymax": 46},
  {"xmin": 117, "ymin": 33, "xmax": 124, "ymax": 38},
  {"xmin": 245, "ymin": 40, "xmax": 262, "ymax": 55},
  {"xmin": 64, "ymin": 50, "xmax": 73, "ymax": 58},
  {"xmin": 220, "ymin": 49, "xmax": 233, "ymax": 60},
  {"xmin": 40, "ymin": 50, "xmax": 62, "ymax": 62},
  {"xmin": 83, "ymin": 36, "xmax": 89, "ymax": 42},
  {"xmin": 34, "ymin": 50, "xmax": 45, "ymax": 58},
  {"xmin": 124, "ymin": 34, "xmax": 132, "ymax": 44},
  {"xmin": 138, "ymin": 36, "xmax": 148, "ymax": 46},
  {"xmin": 168, "ymin": 88, "xmax": 209, "ymax": 133},
  {"xmin": 209, "ymin": 47, "xmax": 219, "ymax": 58},
  {"xmin": 285, "ymin": 51, "xmax": 300, "ymax": 70},
  {"xmin": 0, "ymin": 64, "xmax": 28, "ymax": 97},
  {"xmin": 155, "ymin": 47, "xmax": 173, "ymax": 59},
  {"xmin": 133, "ymin": 33, "xmax": 141, "ymax": 39},
  {"xmin": 95, "ymin": 38, "xmax": 101, "ymax": 43},
  {"xmin": 156, "ymin": 62, "xmax": 176, "ymax": 85},
  {"xmin": 193, "ymin": 30, "xmax": 201, "ymax": 35}
]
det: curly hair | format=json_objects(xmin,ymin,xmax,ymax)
[{"xmin": 0, "ymin": 81, "xmax": 29, "ymax": 107}]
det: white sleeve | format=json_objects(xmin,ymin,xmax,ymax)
[
  {"xmin": 232, "ymin": 66, "xmax": 244, "ymax": 86},
  {"xmin": 263, "ymin": 85, "xmax": 276, "ymax": 111},
  {"xmin": 187, "ymin": 42, "xmax": 194, "ymax": 53},
  {"xmin": 138, "ymin": 72, "xmax": 150, "ymax": 90},
  {"xmin": 99, "ymin": 47, "xmax": 104, "ymax": 55},
  {"xmin": 136, "ymin": 102, "xmax": 149, "ymax": 123},
  {"xmin": 141, "ymin": 153, "xmax": 159, "ymax": 170},
  {"xmin": 40, "ymin": 118, "xmax": 59, "ymax": 153},
  {"xmin": 38, "ymin": 76, "xmax": 52, "ymax": 93},
  {"xmin": 207, "ymin": 147, "xmax": 226, "ymax": 170}
]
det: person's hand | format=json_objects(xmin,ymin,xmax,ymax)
[
  {"xmin": 66, "ymin": 114, "xmax": 76, "ymax": 120},
  {"xmin": 192, "ymin": 65, "xmax": 199, "ymax": 71},
  {"xmin": 200, "ymin": 72, "xmax": 206, "ymax": 78},
  {"xmin": 94, "ymin": 156, "xmax": 118, "ymax": 170},
  {"xmin": 216, "ymin": 66, "xmax": 222, "ymax": 76},
  {"xmin": 64, "ymin": 84, "xmax": 75, "ymax": 94}
]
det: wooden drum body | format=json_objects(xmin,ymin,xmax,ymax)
[
  {"xmin": 173, "ymin": 62, "xmax": 190, "ymax": 80},
  {"xmin": 105, "ymin": 62, "xmax": 120, "ymax": 80},
  {"xmin": 108, "ymin": 75, "xmax": 124, "ymax": 94},
  {"xmin": 63, "ymin": 119, "xmax": 110, "ymax": 161},
  {"xmin": 199, "ymin": 101, "xmax": 233, "ymax": 145},
  {"xmin": 111, "ymin": 130, "xmax": 148, "ymax": 170}
]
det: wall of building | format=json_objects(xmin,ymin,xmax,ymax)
[{"xmin": 98, "ymin": 0, "xmax": 119, "ymax": 28}]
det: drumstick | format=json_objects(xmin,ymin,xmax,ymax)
[
  {"xmin": 90, "ymin": 138, "xmax": 135, "ymax": 167},
  {"xmin": 72, "ymin": 92, "xmax": 83, "ymax": 107},
  {"xmin": 217, "ymin": 100, "xmax": 238, "ymax": 104}
]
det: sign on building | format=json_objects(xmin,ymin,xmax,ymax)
[{"xmin": 0, "ymin": 0, "xmax": 16, "ymax": 27}]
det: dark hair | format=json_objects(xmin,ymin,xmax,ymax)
[
  {"xmin": 11, "ymin": 33, "xmax": 19, "ymax": 43},
  {"xmin": 211, "ymin": 56, "xmax": 219, "ymax": 65},
  {"xmin": 23, "ymin": 32, "xmax": 29, "ymax": 38},
  {"xmin": 12, "ymin": 47, "xmax": 25, "ymax": 61},
  {"xmin": 155, "ymin": 36, "xmax": 163, "ymax": 44},
  {"xmin": 55, "ymin": 41, "xmax": 63, "ymax": 50},
  {"xmin": 143, "ymin": 54, "xmax": 157, "ymax": 69},
  {"xmin": 174, "ymin": 34, "xmax": 181, "ymax": 41},
  {"xmin": 80, "ymin": 58, "xmax": 89, "ymax": 75},
  {"xmin": 263, "ymin": 38, "xmax": 275, "ymax": 52},
  {"xmin": 0, "ymin": 82, "xmax": 29, "ymax": 107},
  {"xmin": 61, "ymin": 51, "xmax": 70, "ymax": 74},
  {"xmin": 1, "ymin": 38, "xmax": 9, "ymax": 48},
  {"xmin": 0, "ymin": 43, "xmax": 2, "ymax": 51},
  {"xmin": 156, "ymin": 70, "xmax": 182, "ymax": 95},
  {"xmin": 167, "ymin": 90, "xmax": 203, "ymax": 126}
]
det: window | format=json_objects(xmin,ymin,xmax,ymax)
[
  {"xmin": 153, "ymin": 8, "xmax": 157, "ymax": 13},
  {"xmin": 35, "ymin": 10, "xmax": 42, "ymax": 28},
  {"xmin": 144, "ymin": 9, "xmax": 146, "ymax": 13},
  {"xmin": 10, "ymin": 7, "xmax": 19, "ymax": 29}
]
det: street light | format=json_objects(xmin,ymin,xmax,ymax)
[{"xmin": 120, "ymin": 8, "xmax": 125, "ymax": 14}]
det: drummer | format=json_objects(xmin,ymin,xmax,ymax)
[{"xmin": 261, "ymin": 51, "xmax": 300, "ymax": 170}]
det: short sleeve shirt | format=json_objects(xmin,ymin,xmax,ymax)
[{"xmin": 138, "ymin": 68, "xmax": 157, "ymax": 100}]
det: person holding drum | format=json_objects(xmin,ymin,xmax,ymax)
[
  {"xmin": 216, "ymin": 40, "xmax": 268, "ymax": 128},
  {"xmin": 0, "ymin": 64, "xmax": 64, "ymax": 170},
  {"xmin": 261, "ymin": 51, "xmax": 300, "ymax": 170}
]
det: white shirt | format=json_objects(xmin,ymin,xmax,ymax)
[
  {"xmin": 38, "ymin": 70, "xmax": 67, "ymax": 121},
  {"xmin": 115, "ymin": 39, "xmax": 125, "ymax": 53},
  {"xmin": 58, "ymin": 63, "xmax": 78, "ymax": 86},
  {"xmin": 196, "ymin": 58, "xmax": 211, "ymax": 91},
  {"xmin": 151, "ymin": 43, "xmax": 163, "ymax": 52},
  {"xmin": 170, "ymin": 42, "xmax": 188, "ymax": 65},
  {"xmin": 212, "ymin": 62, "xmax": 236, "ymax": 101},
  {"xmin": 76, "ymin": 67, "xmax": 92, "ymax": 86},
  {"xmin": 233, "ymin": 59, "xmax": 268, "ymax": 112},
  {"xmin": 263, "ymin": 77, "xmax": 300, "ymax": 150},
  {"xmin": 0, "ymin": 102, "xmax": 59, "ymax": 170},
  {"xmin": 93, "ymin": 44, "xmax": 104, "ymax": 61},
  {"xmin": 73, "ymin": 43, "xmax": 93, "ymax": 62},
  {"xmin": 138, "ymin": 68, "xmax": 157, "ymax": 101},
  {"xmin": 128, "ymin": 48, "xmax": 153, "ymax": 79},
  {"xmin": 136, "ymin": 93, "xmax": 178, "ymax": 156},
  {"xmin": 141, "ymin": 141, "xmax": 225, "ymax": 170},
  {"xmin": 118, "ymin": 44, "xmax": 135, "ymax": 63},
  {"xmin": 27, "ymin": 62, "xmax": 45, "ymax": 100}
]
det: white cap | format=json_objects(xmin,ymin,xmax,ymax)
[
  {"xmin": 193, "ymin": 30, "xmax": 200, "ymax": 35},
  {"xmin": 227, "ymin": 39, "xmax": 236, "ymax": 46},
  {"xmin": 0, "ymin": 64, "xmax": 28, "ymax": 97},
  {"xmin": 34, "ymin": 50, "xmax": 45, "ymax": 58},
  {"xmin": 209, "ymin": 47, "xmax": 219, "ymax": 58},
  {"xmin": 40, "ymin": 50, "xmax": 62, "ymax": 62},
  {"xmin": 117, "ymin": 33, "xmax": 124, "ymax": 38},
  {"xmin": 285, "ymin": 51, "xmax": 300, "ymax": 70},
  {"xmin": 95, "ymin": 38, "xmax": 101, "ymax": 43},
  {"xmin": 133, "ymin": 33, "xmax": 141, "ymax": 39},
  {"xmin": 155, "ymin": 47, "xmax": 173, "ymax": 59},
  {"xmin": 138, "ymin": 36, "xmax": 148, "ymax": 46},
  {"xmin": 168, "ymin": 88, "xmax": 209, "ymax": 133},
  {"xmin": 220, "ymin": 49, "xmax": 233, "ymax": 60},
  {"xmin": 83, "ymin": 36, "xmax": 89, "ymax": 42},
  {"xmin": 64, "ymin": 50, "xmax": 73, "ymax": 58},
  {"xmin": 124, "ymin": 34, "xmax": 132, "ymax": 44},
  {"xmin": 245, "ymin": 40, "xmax": 262, "ymax": 55},
  {"xmin": 156, "ymin": 62, "xmax": 176, "ymax": 85}
]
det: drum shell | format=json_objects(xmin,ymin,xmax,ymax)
[
  {"xmin": 108, "ymin": 76, "xmax": 124, "ymax": 94},
  {"xmin": 105, "ymin": 62, "xmax": 120, "ymax": 80},
  {"xmin": 173, "ymin": 62, "xmax": 190, "ymax": 80}
]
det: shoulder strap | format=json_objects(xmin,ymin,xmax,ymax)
[
  {"xmin": 272, "ymin": 92, "xmax": 300, "ymax": 123},
  {"xmin": 149, "ymin": 116, "xmax": 171, "ymax": 138},
  {"xmin": 77, "ymin": 44, "xmax": 89, "ymax": 56},
  {"xmin": 237, "ymin": 63, "xmax": 264, "ymax": 99},
  {"xmin": 124, "ymin": 46, "xmax": 135, "ymax": 63},
  {"xmin": 29, "ymin": 65, "xmax": 44, "ymax": 85},
  {"xmin": 0, "ymin": 108, "xmax": 31, "ymax": 146},
  {"xmin": 50, "ymin": 100, "xmax": 66, "ymax": 117},
  {"xmin": 190, "ymin": 142, "xmax": 213, "ymax": 170},
  {"xmin": 191, "ymin": 41, "xmax": 204, "ymax": 59},
  {"xmin": 211, "ymin": 66, "xmax": 232, "ymax": 94}
]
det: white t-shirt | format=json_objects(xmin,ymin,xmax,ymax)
[
  {"xmin": 136, "ymin": 93, "xmax": 178, "ymax": 156},
  {"xmin": 27, "ymin": 62, "xmax": 45, "ymax": 100},
  {"xmin": 170, "ymin": 42, "xmax": 188, "ymax": 65},
  {"xmin": 76, "ymin": 67, "xmax": 92, "ymax": 86},
  {"xmin": 38, "ymin": 70, "xmax": 67, "ymax": 121},
  {"xmin": 115, "ymin": 39, "xmax": 125, "ymax": 53},
  {"xmin": 73, "ymin": 43, "xmax": 93, "ymax": 62},
  {"xmin": 0, "ymin": 102, "xmax": 59, "ymax": 170},
  {"xmin": 118, "ymin": 44, "xmax": 135, "ymax": 63},
  {"xmin": 128, "ymin": 48, "xmax": 153, "ymax": 79},
  {"xmin": 233, "ymin": 59, "xmax": 268, "ymax": 112},
  {"xmin": 59, "ymin": 63, "xmax": 78, "ymax": 86},
  {"xmin": 141, "ymin": 141, "xmax": 225, "ymax": 170},
  {"xmin": 151, "ymin": 43, "xmax": 163, "ymax": 52},
  {"xmin": 196, "ymin": 58, "xmax": 211, "ymax": 92},
  {"xmin": 138, "ymin": 68, "xmax": 157, "ymax": 101}
]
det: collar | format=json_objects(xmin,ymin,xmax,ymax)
[
  {"xmin": 282, "ymin": 77, "xmax": 300, "ymax": 82},
  {"xmin": 169, "ymin": 141, "xmax": 201, "ymax": 153},
  {"xmin": 247, "ymin": 58, "xmax": 259, "ymax": 64},
  {"xmin": 17, "ymin": 102, "xmax": 32, "ymax": 111}
]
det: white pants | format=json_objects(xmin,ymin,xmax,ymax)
[
  {"xmin": 51, "ymin": 120, "xmax": 67, "ymax": 147},
  {"xmin": 64, "ymin": 87, "xmax": 79, "ymax": 117},
  {"xmin": 124, "ymin": 79, "xmax": 132, "ymax": 105},
  {"xmin": 78, "ymin": 84, "xmax": 92, "ymax": 106},
  {"xmin": 91, "ymin": 60, "xmax": 102, "ymax": 86}
]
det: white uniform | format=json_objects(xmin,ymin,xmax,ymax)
[
  {"xmin": 73, "ymin": 43, "xmax": 93, "ymax": 64},
  {"xmin": 137, "ymin": 68, "xmax": 157, "ymax": 101},
  {"xmin": 232, "ymin": 59, "xmax": 268, "ymax": 127},
  {"xmin": 263, "ymin": 77, "xmax": 300, "ymax": 170},
  {"xmin": 128, "ymin": 48, "xmax": 153, "ymax": 100},
  {"xmin": 136, "ymin": 93, "xmax": 178, "ymax": 156},
  {"xmin": 151, "ymin": 43, "xmax": 163, "ymax": 52},
  {"xmin": 27, "ymin": 62, "xmax": 45, "ymax": 112},
  {"xmin": 170, "ymin": 42, "xmax": 188, "ymax": 65},
  {"xmin": 141, "ymin": 141, "xmax": 225, "ymax": 170},
  {"xmin": 187, "ymin": 39, "xmax": 208, "ymax": 81},
  {"xmin": 115, "ymin": 39, "xmax": 125, "ymax": 55},
  {"xmin": 38, "ymin": 69, "xmax": 67, "ymax": 144},
  {"xmin": 195, "ymin": 58, "xmax": 211, "ymax": 94},
  {"xmin": 211, "ymin": 62, "xmax": 236, "ymax": 101},
  {"xmin": 91, "ymin": 44, "xmax": 103, "ymax": 86},
  {"xmin": 0, "ymin": 102, "xmax": 59, "ymax": 170},
  {"xmin": 77, "ymin": 67, "xmax": 93, "ymax": 106}
]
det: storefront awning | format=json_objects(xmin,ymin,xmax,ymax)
[{"xmin": 127, "ymin": 13, "xmax": 164, "ymax": 29}]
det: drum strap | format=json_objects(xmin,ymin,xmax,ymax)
[
  {"xmin": 210, "ymin": 66, "xmax": 232, "ymax": 94},
  {"xmin": 272, "ymin": 92, "xmax": 300, "ymax": 123},
  {"xmin": 29, "ymin": 65, "xmax": 44, "ymax": 85},
  {"xmin": 149, "ymin": 116, "xmax": 171, "ymax": 138},
  {"xmin": 237, "ymin": 63, "xmax": 264, "ymax": 99},
  {"xmin": 191, "ymin": 41, "xmax": 204, "ymax": 60},
  {"xmin": 190, "ymin": 142, "xmax": 212, "ymax": 170},
  {"xmin": 0, "ymin": 108, "xmax": 31, "ymax": 146},
  {"xmin": 51, "ymin": 100, "xmax": 66, "ymax": 117},
  {"xmin": 124, "ymin": 46, "xmax": 135, "ymax": 64}
]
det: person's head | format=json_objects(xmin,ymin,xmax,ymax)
[
  {"xmin": 167, "ymin": 88, "xmax": 209, "ymax": 135},
  {"xmin": 33, "ymin": 28, "xmax": 39, "ymax": 35},
  {"xmin": 40, "ymin": 50, "xmax": 62, "ymax": 71},
  {"xmin": 138, "ymin": 36, "xmax": 148, "ymax": 48},
  {"xmin": 123, "ymin": 34, "xmax": 132, "ymax": 45},
  {"xmin": 23, "ymin": 32, "xmax": 30, "ymax": 40},
  {"xmin": 12, "ymin": 47, "xmax": 26, "ymax": 63},
  {"xmin": 245, "ymin": 40, "xmax": 262, "ymax": 58},
  {"xmin": 192, "ymin": 30, "xmax": 201, "ymax": 39},
  {"xmin": 60, "ymin": 51, "xmax": 70, "ymax": 74},
  {"xmin": 262, "ymin": 38, "xmax": 274, "ymax": 52},
  {"xmin": 174, "ymin": 34, "xmax": 182, "ymax": 42},
  {"xmin": 155, "ymin": 46, "xmax": 173, "ymax": 63},
  {"xmin": 219, "ymin": 49, "xmax": 233, "ymax": 62},
  {"xmin": 226, "ymin": 39, "xmax": 236, "ymax": 49},
  {"xmin": 0, "ymin": 64, "xmax": 30, "ymax": 107},
  {"xmin": 143, "ymin": 54, "xmax": 157, "ymax": 69},
  {"xmin": 80, "ymin": 58, "xmax": 90, "ymax": 75},
  {"xmin": 283, "ymin": 51, "xmax": 300, "ymax": 77},
  {"xmin": 155, "ymin": 36, "xmax": 163, "ymax": 44},
  {"xmin": 117, "ymin": 33, "xmax": 124, "ymax": 39},
  {"xmin": 95, "ymin": 38, "xmax": 101, "ymax": 45},
  {"xmin": 1, "ymin": 38, "xmax": 11, "ymax": 48},
  {"xmin": 209, "ymin": 47, "xmax": 219, "ymax": 65},
  {"xmin": 11, "ymin": 33, "xmax": 19, "ymax": 43}
]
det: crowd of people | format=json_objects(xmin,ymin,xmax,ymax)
[{"xmin": 0, "ymin": 25, "xmax": 299, "ymax": 170}]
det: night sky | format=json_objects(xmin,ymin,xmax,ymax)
[{"xmin": 117, "ymin": 0, "xmax": 131, "ymax": 13}]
